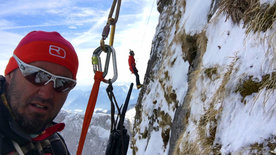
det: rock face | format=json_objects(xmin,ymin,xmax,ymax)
[{"xmin": 131, "ymin": 0, "xmax": 276, "ymax": 154}]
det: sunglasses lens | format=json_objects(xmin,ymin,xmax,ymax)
[
  {"xmin": 25, "ymin": 72, "xmax": 76, "ymax": 92},
  {"xmin": 55, "ymin": 78, "xmax": 76, "ymax": 92},
  {"xmin": 25, "ymin": 71, "xmax": 51, "ymax": 86}
]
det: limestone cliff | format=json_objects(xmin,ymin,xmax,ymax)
[{"xmin": 131, "ymin": 0, "xmax": 276, "ymax": 154}]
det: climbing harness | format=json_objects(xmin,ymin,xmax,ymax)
[
  {"xmin": 77, "ymin": 0, "xmax": 123, "ymax": 154},
  {"xmin": 105, "ymin": 82, "xmax": 133, "ymax": 155}
]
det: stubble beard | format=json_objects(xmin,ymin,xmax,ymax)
[{"xmin": 6, "ymin": 75, "xmax": 52, "ymax": 134}]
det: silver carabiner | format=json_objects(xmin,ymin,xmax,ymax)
[
  {"xmin": 92, "ymin": 45, "xmax": 111, "ymax": 78},
  {"xmin": 91, "ymin": 45, "xmax": 117, "ymax": 83},
  {"xmin": 103, "ymin": 46, "xmax": 117, "ymax": 83}
]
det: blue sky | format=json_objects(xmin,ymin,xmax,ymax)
[{"xmin": 0, "ymin": 0, "xmax": 159, "ymax": 87}]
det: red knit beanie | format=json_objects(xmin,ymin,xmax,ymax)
[{"xmin": 5, "ymin": 31, "xmax": 79, "ymax": 80}]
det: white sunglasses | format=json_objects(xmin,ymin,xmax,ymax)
[{"xmin": 13, "ymin": 55, "xmax": 76, "ymax": 92}]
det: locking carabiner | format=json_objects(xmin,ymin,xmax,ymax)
[
  {"xmin": 92, "ymin": 45, "xmax": 117, "ymax": 83},
  {"xmin": 104, "ymin": 46, "xmax": 117, "ymax": 83}
]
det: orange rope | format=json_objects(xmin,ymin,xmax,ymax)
[{"xmin": 77, "ymin": 71, "xmax": 104, "ymax": 155}]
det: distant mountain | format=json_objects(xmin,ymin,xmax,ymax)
[
  {"xmin": 56, "ymin": 107, "xmax": 135, "ymax": 154},
  {"xmin": 63, "ymin": 83, "xmax": 139, "ymax": 113}
]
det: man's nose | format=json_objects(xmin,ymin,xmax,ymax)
[{"xmin": 38, "ymin": 81, "xmax": 55, "ymax": 99}]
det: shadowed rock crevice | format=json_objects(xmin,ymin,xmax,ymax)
[{"xmin": 168, "ymin": 32, "xmax": 208, "ymax": 155}]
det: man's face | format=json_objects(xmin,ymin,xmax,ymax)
[{"xmin": 5, "ymin": 61, "xmax": 72, "ymax": 134}]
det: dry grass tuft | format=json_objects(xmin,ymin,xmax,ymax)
[
  {"xmin": 235, "ymin": 76, "xmax": 261, "ymax": 102},
  {"xmin": 218, "ymin": 0, "xmax": 276, "ymax": 33},
  {"xmin": 173, "ymin": 140, "xmax": 203, "ymax": 155},
  {"xmin": 260, "ymin": 72, "xmax": 276, "ymax": 90},
  {"xmin": 235, "ymin": 72, "xmax": 276, "ymax": 103},
  {"xmin": 218, "ymin": 0, "xmax": 255, "ymax": 24},
  {"xmin": 244, "ymin": 2, "xmax": 276, "ymax": 33},
  {"xmin": 234, "ymin": 135, "xmax": 276, "ymax": 154},
  {"xmin": 204, "ymin": 67, "xmax": 218, "ymax": 80}
]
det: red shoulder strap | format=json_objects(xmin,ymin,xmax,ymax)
[{"xmin": 32, "ymin": 123, "xmax": 65, "ymax": 141}]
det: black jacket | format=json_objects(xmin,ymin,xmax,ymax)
[{"xmin": 0, "ymin": 76, "xmax": 70, "ymax": 155}]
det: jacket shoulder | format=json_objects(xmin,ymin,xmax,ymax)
[
  {"xmin": 0, "ymin": 75, "xmax": 5, "ymax": 94},
  {"xmin": 49, "ymin": 132, "xmax": 70, "ymax": 155}
]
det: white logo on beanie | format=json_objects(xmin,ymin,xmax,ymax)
[{"xmin": 49, "ymin": 45, "xmax": 66, "ymax": 59}]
